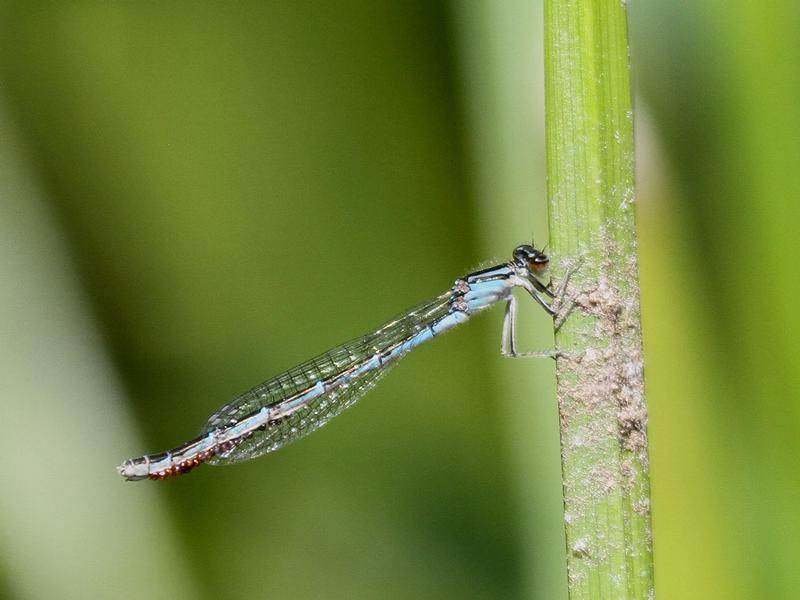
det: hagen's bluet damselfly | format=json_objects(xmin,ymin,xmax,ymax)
[{"xmin": 118, "ymin": 245, "xmax": 556, "ymax": 481}]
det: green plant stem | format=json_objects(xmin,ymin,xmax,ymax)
[{"xmin": 544, "ymin": 1, "xmax": 654, "ymax": 598}]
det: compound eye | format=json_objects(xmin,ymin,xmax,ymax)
[{"xmin": 529, "ymin": 252, "xmax": 549, "ymax": 273}]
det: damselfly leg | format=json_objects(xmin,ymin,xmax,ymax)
[{"xmin": 501, "ymin": 260, "xmax": 581, "ymax": 359}]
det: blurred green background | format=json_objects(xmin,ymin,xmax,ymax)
[{"xmin": 0, "ymin": 2, "xmax": 797, "ymax": 599}]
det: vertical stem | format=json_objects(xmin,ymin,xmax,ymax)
[{"xmin": 544, "ymin": 1, "xmax": 654, "ymax": 598}]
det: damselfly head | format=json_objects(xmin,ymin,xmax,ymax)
[{"xmin": 512, "ymin": 244, "xmax": 549, "ymax": 275}]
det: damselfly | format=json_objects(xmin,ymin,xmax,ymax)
[{"xmin": 118, "ymin": 245, "xmax": 556, "ymax": 481}]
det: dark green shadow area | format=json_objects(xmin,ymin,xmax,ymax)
[{"xmin": 0, "ymin": 3, "xmax": 525, "ymax": 599}]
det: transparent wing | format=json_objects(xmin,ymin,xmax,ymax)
[
  {"xmin": 202, "ymin": 290, "xmax": 453, "ymax": 465},
  {"xmin": 207, "ymin": 360, "xmax": 395, "ymax": 464}
]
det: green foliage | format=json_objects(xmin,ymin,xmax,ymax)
[
  {"xmin": 544, "ymin": 1, "xmax": 653, "ymax": 597},
  {"xmin": 0, "ymin": 2, "xmax": 798, "ymax": 599}
]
